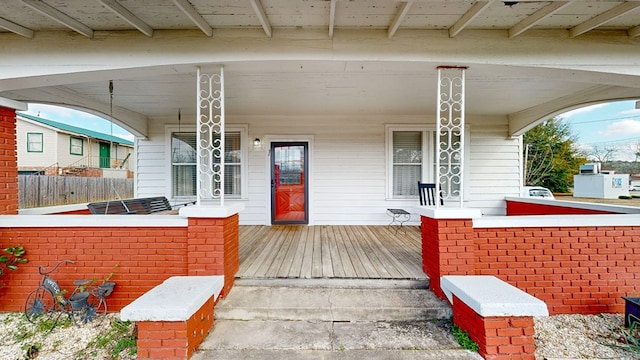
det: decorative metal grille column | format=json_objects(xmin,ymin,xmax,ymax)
[
  {"xmin": 436, "ymin": 66, "xmax": 466, "ymax": 207},
  {"xmin": 196, "ymin": 67, "xmax": 225, "ymax": 205}
]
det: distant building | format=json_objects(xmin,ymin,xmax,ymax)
[{"xmin": 16, "ymin": 113, "xmax": 133, "ymax": 178}]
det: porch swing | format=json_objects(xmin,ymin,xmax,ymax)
[{"xmin": 87, "ymin": 88, "xmax": 195, "ymax": 215}]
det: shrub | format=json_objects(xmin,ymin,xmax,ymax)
[
  {"xmin": 452, "ymin": 323, "xmax": 479, "ymax": 352},
  {"xmin": 0, "ymin": 246, "xmax": 28, "ymax": 287}
]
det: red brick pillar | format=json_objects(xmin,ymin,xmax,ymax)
[
  {"xmin": 187, "ymin": 213, "xmax": 239, "ymax": 296},
  {"xmin": 136, "ymin": 295, "xmax": 215, "ymax": 360},
  {"xmin": 452, "ymin": 295, "xmax": 536, "ymax": 360},
  {"xmin": 420, "ymin": 210, "xmax": 479, "ymax": 299},
  {"xmin": 0, "ymin": 106, "xmax": 18, "ymax": 215}
]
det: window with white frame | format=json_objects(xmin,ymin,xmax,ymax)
[
  {"xmin": 170, "ymin": 126, "xmax": 246, "ymax": 199},
  {"xmin": 70, "ymin": 136, "xmax": 83, "ymax": 155},
  {"xmin": 387, "ymin": 126, "xmax": 433, "ymax": 199},
  {"xmin": 171, "ymin": 132, "xmax": 197, "ymax": 197},
  {"xmin": 27, "ymin": 132, "xmax": 43, "ymax": 152}
]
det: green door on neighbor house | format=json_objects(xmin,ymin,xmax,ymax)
[{"xmin": 99, "ymin": 143, "xmax": 110, "ymax": 168}]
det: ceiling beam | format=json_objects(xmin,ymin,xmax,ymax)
[
  {"xmin": 388, "ymin": 1, "xmax": 414, "ymax": 38},
  {"xmin": 629, "ymin": 25, "xmax": 640, "ymax": 38},
  {"xmin": 0, "ymin": 17, "xmax": 34, "ymax": 38},
  {"xmin": 248, "ymin": 0, "xmax": 272, "ymax": 38},
  {"xmin": 21, "ymin": 0, "xmax": 94, "ymax": 38},
  {"xmin": 570, "ymin": 1, "xmax": 640, "ymax": 38},
  {"xmin": 98, "ymin": 0, "xmax": 153, "ymax": 37},
  {"xmin": 509, "ymin": 1, "xmax": 572, "ymax": 38},
  {"xmin": 329, "ymin": 0, "xmax": 336, "ymax": 39},
  {"xmin": 449, "ymin": 0, "xmax": 494, "ymax": 38},
  {"xmin": 172, "ymin": 0, "xmax": 213, "ymax": 37}
]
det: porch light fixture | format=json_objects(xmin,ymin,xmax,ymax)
[{"xmin": 253, "ymin": 138, "xmax": 262, "ymax": 149}]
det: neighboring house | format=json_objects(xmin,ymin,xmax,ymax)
[{"xmin": 16, "ymin": 113, "xmax": 133, "ymax": 178}]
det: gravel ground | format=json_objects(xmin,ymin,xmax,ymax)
[
  {"xmin": 535, "ymin": 314, "xmax": 639, "ymax": 360},
  {"xmin": 2, "ymin": 311, "xmax": 639, "ymax": 359},
  {"xmin": 0, "ymin": 312, "xmax": 136, "ymax": 360}
]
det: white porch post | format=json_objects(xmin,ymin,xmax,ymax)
[
  {"xmin": 436, "ymin": 66, "xmax": 466, "ymax": 208},
  {"xmin": 196, "ymin": 67, "xmax": 225, "ymax": 206}
]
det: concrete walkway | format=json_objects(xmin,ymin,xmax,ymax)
[{"xmin": 193, "ymin": 279, "xmax": 482, "ymax": 360}]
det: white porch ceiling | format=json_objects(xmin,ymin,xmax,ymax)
[
  {"xmin": 2, "ymin": 1, "xmax": 639, "ymax": 39},
  {"xmin": 0, "ymin": 1, "xmax": 639, "ymax": 137}
]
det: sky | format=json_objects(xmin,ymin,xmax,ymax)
[
  {"xmin": 21, "ymin": 100, "xmax": 640, "ymax": 161},
  {"xmin": 559, "ymin": 100, "xmax": 640, "ymax": 162},
  {"xmin": 21, "ymin": 103, "xmax": 135, "ymax": 142}
]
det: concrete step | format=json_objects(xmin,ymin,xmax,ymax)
[
  {"xmin": 193, "ymin": 280, "xmax": 481, "ymax": 360},
  {"xmin": 193, "ymin": 349, "xmax": 482, "ymax": 360},
  {"xmin": 215, "ymin": 279, "xmax": 451, "ymax": 322},
  {"xmin": 199, "ymin": 318, "xmax": 463, "ymax": 351}
]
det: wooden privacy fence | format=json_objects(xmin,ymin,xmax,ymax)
[{"xmin": 18, "ymin": 175, "xmax": 134, "ymax": 209}]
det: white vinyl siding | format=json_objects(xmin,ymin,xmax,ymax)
[
  {"xmin": 134, "ymin": 115, "xmax": 520, "ymax": 224},
  {"xmin": 466, "ymin": 117, "xmax": 522, "ymax": 215}
]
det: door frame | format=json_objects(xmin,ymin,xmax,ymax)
[
  {"xmin": 270, "ymin": 141, "xmax": 309, "ymax": 224},
  {"xmin": 264, "ymin": 135, "xmax": 314, "ymax": 225}
]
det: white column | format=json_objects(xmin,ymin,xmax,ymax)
[
  {"xmin": 436, "ymin": 66, "xmax": 466, "ymax": 207},
  {"xmin": 196, "ymin": 67, "xmax": 225, "ymax": 205}
]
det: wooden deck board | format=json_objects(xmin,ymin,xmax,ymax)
[
  {"xmin": 237, "ymin": 225, "xmax": 426, "ymax": 280},
  {"xmin": 340, "ymin": 226, "xmax": 371, "ymax": 278},
  {"xmin": 320, "ymin": 226, "xmax": 335, "ymax": 277},
  {"xmin": 359, "ymin": 226, "xmax": 405, "ymax": 278},
  {"xmin": 351, "ymin": 226, "xmax": 394, "ymax": 279},
  {"xmin": 344, "ymin": 226, "xmax": 379, "ymax": 278},
  {"xmin": 289, "ymin": 225, "xmax": 309, "ymax": 278},
  {"xmin": 371, "ymin": 226, "xmax": 423, "ymax": 278},
  {"xmin": 311, "ymin": 227, "xmax": 323, "ymax": 278}
]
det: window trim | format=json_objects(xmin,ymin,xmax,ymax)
[
  {"xmin": 165, "ymin": 124, "xmax": 248, "ymax": 200},
  {"xmin": 385, "ymin": 125, "xmax": 434, "ymax": 200},
  {"xmin": 69, "ymin": 136, "xmax": 83, "ymax": 155},
  {"xmin": 26, "ymin": 132, "xmax": 44, "ymax": 153}
]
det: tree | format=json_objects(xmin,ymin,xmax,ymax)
[
  {"xmin": 587, "ymin": 144, "xmax": 617, "ymax": 168},
  {"xmin": 524, "ymin": 118, "xmax": 586, "ymax": 193}
]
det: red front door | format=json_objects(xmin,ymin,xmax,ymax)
[{"xmin": 271, "ymin": 142, "xmax": 308, "ymax": 224}]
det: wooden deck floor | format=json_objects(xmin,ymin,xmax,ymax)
[{"xmin": 237, "ymin": 225, "xmax": 426, "ymax": 280}]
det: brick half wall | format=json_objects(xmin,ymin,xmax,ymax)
[
  {"xmin": 421, "ymin": 211, "xmax": 640, "ymax": 315},
  {"xmin": 475, "ymin": 224, "xmax": 640, "ymax": 314},
  {"xmin": 0, "ymin": 225, "xmax": 189, "ymax": 312},
  {"xmin": 0, "ymin": 212, "xmax": 241, "ymax": 313}
]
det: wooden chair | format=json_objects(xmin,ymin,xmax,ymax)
[{"xmin": 418, "ymin": 182, "xmax": 443, "ymax": 206}]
